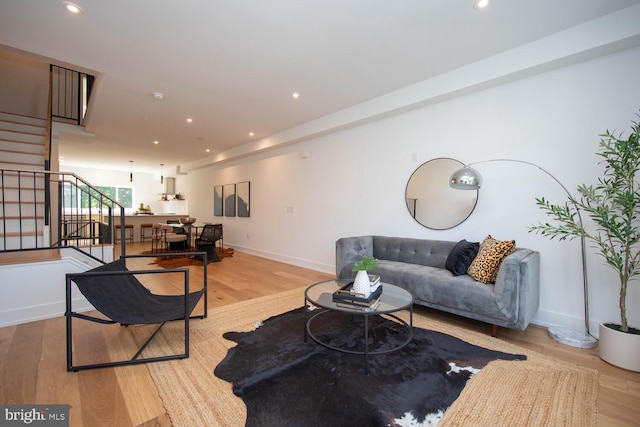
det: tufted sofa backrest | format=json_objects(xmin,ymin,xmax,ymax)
[{"xmin": 372, "ymin": 236, "xmax": 457, "ymax": 268}]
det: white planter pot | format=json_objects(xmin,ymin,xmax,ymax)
[
  {"xmin": 352, "ymin": 270, "xmax": 371, "ymax": 297},
  {"xmin": 599, "ymin": 323, "xmax": 640, "ymax": 372}
]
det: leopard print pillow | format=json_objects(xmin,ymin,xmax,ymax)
[{"xmin": 467, "ymin": 235, "xmax": 515, "ymax": 284}]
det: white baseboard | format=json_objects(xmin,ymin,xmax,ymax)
[
  {"xmin": 531, "ymin": 308, "xmax": 601, "ymax": 338},
  {"xmin": 229, "ymin": 244, "xmax": 604, "ymax": 336},
  {"xmin": 0, "ymin": 257, "xmax": 96, "ymax": 327},
  {"xmin": 0, "ymin": 298, "xmax": 93, "ymax": 328},
  {"xmin": 228, "ymin": 243, "xmax": 334, "ymax": 275}
]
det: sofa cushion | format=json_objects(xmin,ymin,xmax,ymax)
[
  {"xmin": 445, "ymin": 239, "xmax": 480, "ymax": 276},
  {"xmin": 373, "ymin": 261, "xmax": 511, "ymax": 321},
  {"xmin": 467, "ymin": 235, "xmax": 515, "ymax": 284}
]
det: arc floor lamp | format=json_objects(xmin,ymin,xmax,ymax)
[{"xmin": 449, "ymin": 159, "xmax": 597, "ymax": 348}]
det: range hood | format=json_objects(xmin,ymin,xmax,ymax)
[{"xmin": 164, "ymin": 177, "xmax": 176, "ymax": 195}]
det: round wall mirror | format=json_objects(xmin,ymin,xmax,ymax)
[{"xmin": 405, "ymin": 158, "xmax": 478, "ymax": 230}]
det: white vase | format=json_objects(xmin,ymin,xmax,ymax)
[
  {"xmin": 352, "ymin": 270, "xmax": 371, "ymax": 297},
  {"xmin": 599, "ymin": 323, "xmax": 640, "ymax": 372}
]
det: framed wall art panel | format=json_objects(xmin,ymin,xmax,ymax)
[
  {"xmin": 224, "ymin": 183, "xmax": 236, "ymax": 217},
  {"xmin": 237, "ymin": 181, "xmax": 250, "ymax": 217},
  {"xmin": 214, "ymin": 185, "xmax": 223, "ymax": 217}
]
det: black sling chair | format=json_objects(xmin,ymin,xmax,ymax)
[{"xmin": 66, "ymin": 252, "xmax": 208, "ymax": 371}]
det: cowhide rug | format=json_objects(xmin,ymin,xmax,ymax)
[{"xmin": 214, "ymin": 306, "xmax": 526, "ymax": 427}]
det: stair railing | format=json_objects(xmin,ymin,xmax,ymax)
[
  {"xmin": 46, "ymin": 65, "xmax": 95, "ymax": 172},
  {"xmin": 0, "ymin": 168, "xmax": 126, "ymax": 262},
  {"xmin": 50, "ymin": 65, "xmax": 94, "ymax": 127}
]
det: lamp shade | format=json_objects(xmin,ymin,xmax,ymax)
[{"xmin": 449, "ymin": 166, "xmax": 483, "ymax": 190}]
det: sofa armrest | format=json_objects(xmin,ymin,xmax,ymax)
[
  {"xmin": 494, "ymin": 249, "xmax": 540, "ymax": 330},
  {"xmin": 335, "ymin": 236, "xmax": 373, "ymax": 278}
]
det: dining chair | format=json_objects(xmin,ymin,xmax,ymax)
[{"xmin": 195, "ymin": 224, "xmax": 223, "ymax": 262}]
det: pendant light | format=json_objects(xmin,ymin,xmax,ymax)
[
  {"xmin": 160, "ymin": 163, "xmax": 164, "ymax": 184},
  {"xmin": 129, "ymin": 160, "xmax": 133, "ymax": 182}
]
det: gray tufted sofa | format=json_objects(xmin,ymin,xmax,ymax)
[{"xmin": 336, "ymin": 236, "xmax": 540, "ymax": 336}]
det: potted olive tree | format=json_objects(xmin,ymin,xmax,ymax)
[{"xmin": 529, "ymin": 113, "xmax": 640, "ymax": 371}]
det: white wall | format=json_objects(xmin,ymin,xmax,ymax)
[
  {"xmin": 0, "ymin": 48, "xmax": 49, "ymax": 117},
  {"xmin": 0, "ymin": 249, "xmax": 107, "ymax": 327},
  {"xmin": 180, "ymin": 46, "xmax": 640, "ymax": 334}
]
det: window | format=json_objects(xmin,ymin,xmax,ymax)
[
  {"xmin": 62, "ymin": 182, "xmax": 80, "ymax": 208},
  {"xmin": 117, "ymin": 187, "xmax": 133, "ymax": 208},
  {"xmin": 77, "ymin": 185, "xmax": 134, "ymax": 209}
]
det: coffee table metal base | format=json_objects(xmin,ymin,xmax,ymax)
[{"xmin": 305, "ymin": 308, "xmax": 413, "ymax": 374}]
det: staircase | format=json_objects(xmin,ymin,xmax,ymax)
[
  {"xmin": 0, "ymin": 64, "xmax": 127, "ymax": 327},
  {"xmin": 0, "ymin": 111, "xmax": 46, "ymax": 170},
  {"xmin": 0, "ymin": 111, "xmax": 47, "ymax": 250}
]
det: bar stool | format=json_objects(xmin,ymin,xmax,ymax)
[
  {"xmin": 151, "ymin": 223, "xmax": 164, "ymax": 252},
  {"xmin": 140, "ymin": 223, "xmax": 154, "ymax": 243},
  {"xmin": 115, "ymin": 224, "xmax": 134, "ymax": 243}
]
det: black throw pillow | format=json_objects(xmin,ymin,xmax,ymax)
[{"xmin": 445, "ymin": 239, "xmax": 480, "ymax": 276}]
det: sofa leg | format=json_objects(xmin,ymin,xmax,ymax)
[{"xmin": 491, "ymin": 324, "xmax": 498, "ymax": 337}]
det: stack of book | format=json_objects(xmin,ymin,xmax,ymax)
[
  {"xmin": 332, "ymin": 279, "xmax": 383, "ymax": 311},
  {"xmin": 368, "ymin": 274, "xmax": 381, "ymax": 291},
  {"xmin": 336, "ymin": 297, "xmax": 382, "ymax": 312}
]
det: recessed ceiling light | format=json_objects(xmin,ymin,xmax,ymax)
[
  {"xmin": 153, "ymin": 140, "xmax": 159, "ymax": 145},
  {"xmin": 292, "ymin": 92, "xmax": 300, "ymax": 99},
  {"xmin": 63, "ymin": 2, "xmax": 83, "ymax": 14},
  {"xmin": 152, "ymin": 92, "xmax": 165, "ymax": 100},
  {"xmin": 249, "ymin": 132, "xmax": 254, "ymax": 137},
  {"xmin": 205, "ymin": 149, "xmax": 211, "ymax": 153},
  {"xmin": 187, "ymin": 118, "xmax": 193, "ymax": 123},
  {"xmin": 473, "ymin": 0, "xmax": 489, "ymax": 9}
]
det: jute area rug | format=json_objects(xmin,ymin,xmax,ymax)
[{"xmin": 132, "ymin": 289, "xmax": 598, "ymax": 426}]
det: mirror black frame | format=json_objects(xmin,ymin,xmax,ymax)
[{"xmin": 405, "ymin": 157, "xmax": 478, "ymax": 230}]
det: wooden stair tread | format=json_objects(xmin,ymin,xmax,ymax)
[
  {"xmin": 0, "ymin": 201, "xmax": 45, "ymax": 205},
  {"xmin": 0, "ymin": 231, "xmax": 43, "ymax": 237},
  {"xmin": 0, "ymin": 248, "xmax": 61, "ymax": 265},
  {"xmin": 0, "ymin": 160, "xmax": 43, "ymax": 166},
  {"xmin": 0, "ymin": 216, "xmax": 42, "ymax": 220}
]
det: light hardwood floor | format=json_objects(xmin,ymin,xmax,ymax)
[{"xmin": 1, "ymin": 243, "xmax": 639, "ymax": 426}]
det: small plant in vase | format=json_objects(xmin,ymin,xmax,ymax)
[{"xmin": 352, "ymin": 256, "xmax": 380, "ymax": 297}]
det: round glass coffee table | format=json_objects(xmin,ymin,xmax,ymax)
[{"xmin": 304, "ymin": 279, "xmax": 414, "ymax": 374}]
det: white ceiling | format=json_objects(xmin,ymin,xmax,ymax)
[{"xmin": 1, "ymin": 0, "xmax": 639, "ymax": 174}]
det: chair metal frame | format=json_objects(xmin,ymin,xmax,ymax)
[
  {"xmin": 195, "ymin": 224, "xmax": 223, "ymax": 262},
  {"xmin": 65, "ymin": 252, "xmax": 208, "ymax": 371}
]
